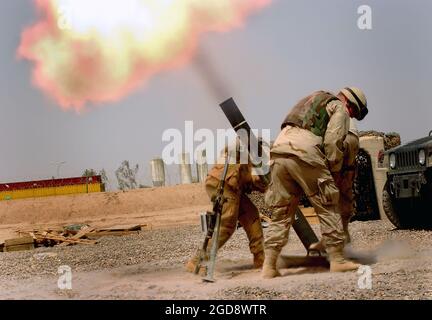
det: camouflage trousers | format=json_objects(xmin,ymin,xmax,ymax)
[
  {"xmin": 332, "ymin": 170, "xmax": 356, "ymax": 244},
  {"xmin": 264, "ymin": 155, "xmax": 345, "ymax": 252},
  {"xmin": 206, "ymin": 180, "xmax": 264, "ymax": 256},
  {"xmin": 334, "ymin": 170, "xmax": 356, "ymax": 221}
]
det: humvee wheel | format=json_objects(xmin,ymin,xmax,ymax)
[
  {"xmin": 382, "ymin": 181, "xmax": 404, "ymax": 228},
  {"xmin": 383, "ymin": 180, "xmax": 432, "ymax": 229}
]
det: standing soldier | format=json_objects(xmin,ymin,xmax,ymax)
[
  {"xmin": 309, "ymin": 119, "xmax": 360, "ymax": 252},
  {"xmin": 262, "ymin": 87, "xmax": 369, "ymax": 278},
  {"xmin": 186, "ymin": 142, "xmax": 267, "ymax": 273}
]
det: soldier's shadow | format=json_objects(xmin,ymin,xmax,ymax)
[
  {"xmin": 216, "ymin": 249, "xmax": 379, "ymax": 279},
  {"xmin": 218, "ymin": 262, "xmax": 261, "ymax": 280},
  {"xmin": 280, "ymin": 267, "xmax": 328, "ymax": 276},
  {"xmin": 277, "ymin": 255, "xmax": 329, "ymax": 276},
  {"xmin": 220, "ymin": 263, "xmax": 256, "ymax": 272},
  {"xmin": 277, "ymin": 251, "xmax": 378, "ymax": 276},
  {"xmin": 220, "ymin": 261, "xmax": 328, "ymax": 278}
]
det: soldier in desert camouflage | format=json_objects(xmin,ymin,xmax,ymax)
[
  {"xmin": 186, "ymin": 141, "xmax": 267, "ymax": 273},
  {"xmin": 309, "ymin": 118, "xmax": 360, "ymax": 252},
  {"xmin": 262, "ymin": 87, "xmax": 369, "ymax": 278}
]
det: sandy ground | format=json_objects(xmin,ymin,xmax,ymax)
[
  {"xmin": 1, "ymin": 220, "xmax": 431, "ymax": 300},
  {"xmin": 1, "ymin": 186, "xmax": 431, "ymax": 300}
]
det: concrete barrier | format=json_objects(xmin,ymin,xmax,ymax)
[{"xmin": 359, "ymin": 136, "xmax": 389, "ymax": 221}]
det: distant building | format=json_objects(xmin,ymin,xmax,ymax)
[{"xmin": 0, "ymin": 176, "xmax": 104, "ymax": 201}]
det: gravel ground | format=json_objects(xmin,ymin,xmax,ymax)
[
  {"xmin": 248, "ymin": 191, "xmax": 273, "ymax": 217},
  {"xmin": 0, "ymin": 226, "xmax": 204, "ymax": 280},
  {"xmin": 0, "ymin": 219, "xmax": 431, "ymax": 300}
]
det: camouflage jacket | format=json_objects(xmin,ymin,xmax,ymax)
[{"xmin": 272, "ymin": 98, "xmax": 350, "ymax": 173}]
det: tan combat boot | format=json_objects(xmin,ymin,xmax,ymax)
[
  {"xmin": 185, "ymin": 250, "xmax": 207, "ymax": 275},
  {"xmin": 253, "ymin": 251, "xmax": 265, "ymax": 269},
  {"xmin": 261, "ymin": 248, "xmax": 281, "ymax": 279},
  {"xmin": 309, "ymin": 239, "xmax": 326, "ymax": 253},
  {"xmin": 327, "ymin": 246, "xmax": 360, "ymax": 272}
]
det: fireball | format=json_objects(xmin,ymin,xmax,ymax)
[{"xmin": 18, "ymin": 0, "xmax": 271, "ymax": 111}]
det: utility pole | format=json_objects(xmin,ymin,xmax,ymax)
[{"xmin": 53, "ymin": 161, "xmax": 67, "ymax": 179}]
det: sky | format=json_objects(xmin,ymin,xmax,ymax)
[{"xmin": 0, "ymin": 0, "xmax": 431, "ymax": 189}]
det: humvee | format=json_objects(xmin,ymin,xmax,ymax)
[{"xmin": 383, "ymin": 131, "xmax": 432, "ymax": 229}]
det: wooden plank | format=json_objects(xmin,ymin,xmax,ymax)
[
  {"xmin": 58, "ymin": 227, "xmax": 96, "ymax": 247},
  {"xmin": 35, "ymin": 233, "xmax": 97, "ymax": 245},
  {"xmin": 86, "ymin": 230, "xmax": 140, "ymax": 239},
  {"xmin": 4, "ymin": 243, "xmax": 35, "ymax": 252},
  {"xmin": 306, "ymin": 216, "xmax": 320, "ymax": 225},
  {"xmin": 71, "ymin": 227, "xmax": 95, "ymax": 239},
  {"xmin": 301, "ymin": 207, "xmax": 317, "ymax": 217},
  {"xmin": 97, "ymin": 225, "xmax": 142, "ymax": 232},
  {"xmin": 16, "ymin": 228, "xmax": 63, "ymax": 235},
  {"xmin": 5, "ymin": 236, "xmax": 35, "ymax": 247}
]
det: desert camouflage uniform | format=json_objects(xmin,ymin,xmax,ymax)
[
  {"xmin": 206, "ymin": 160, "xmax": 266, "ymax": 260},
  {"xmin": 262, "ymin": 88, "xmax": 367, "ymax": 277},
  {"xmin": 264, "ymin": 92, "xmax": 349, "ymax": 253},
  {"xmin": 333, "ymin": 119, "xmax": 360, "ymax": 243},
  {"xmin": 186, "ymin": 155, "xmax": 267, "ymax": 272}
]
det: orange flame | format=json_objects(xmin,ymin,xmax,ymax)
[{"xmin": 18, "ymin": 0, "xmax": 271, "ymax": 111}]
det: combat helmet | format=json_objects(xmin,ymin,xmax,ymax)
[{"xmin": 340, "ymin": 87, "xmax": 368, "ymax": 120}]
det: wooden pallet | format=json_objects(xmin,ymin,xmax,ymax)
[
  {"xmin": 9, "ymin": 224, "xmax": 144, "ymax": 251},
  {"xmin": 85, "ymin": 230, "xmax": 140, "ymax": 239},
  {"xmin": 301, "ymin": 207, "xmax": 319, "ymax": 225},
  {"xmin": 84, "ymin": 225, "xmax": 142, "ymax": 239},
  {"xmin": 4, "ymin": 236, "xmax": 35, "ymax": 252}
]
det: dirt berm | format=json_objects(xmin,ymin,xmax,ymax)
[{"xmin": 0, "ymin": 184, "xmax": 210, "ymax": 242}]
